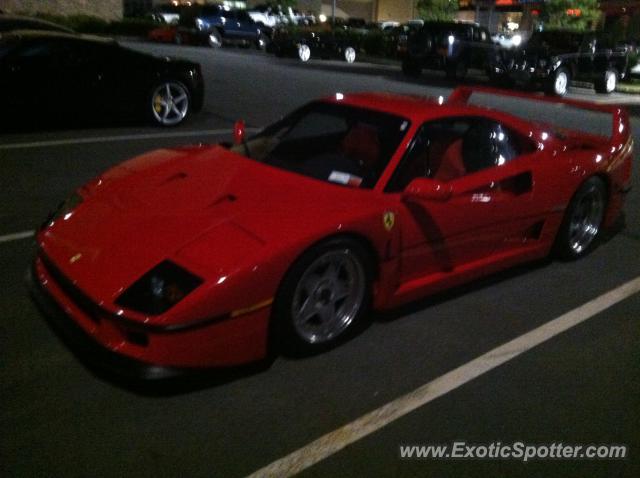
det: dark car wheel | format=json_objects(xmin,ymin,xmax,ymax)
[
  {"xmin": 273, "ymin": 238, "xmax": 373, "ymax": 356},
  {"xmin": 343, "ymin": 46, "xmax": 357, "ymax": 63},
  {"xmin": 595, "ymin": 69, "xmax": 617, "ymax": 94},
  {"xmin": 298, "ymin": 43, "xmax": 311, "ymax": 62},
  {"xmin": 256, "ymin": 33, "xmax": 269, "ymax": 50},
  {"xmin": 149, "ymin": 80, "xmax": 191, "ymax": 127},
  {"xmin": 546, "ymin": 67, "xmax": 570, "ymax": 96},
  {"xmin": 208, "ymin": 29, "xmax": 222, "ymax": 48},
  {"xmin": 402, "ymin": 58, "xmax": 422, "ymax": 77},
  {"xmin": 554, "ymin": 176, "xmax": 607, "ymax": 260}
]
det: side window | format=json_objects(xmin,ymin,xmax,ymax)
[
  {"xmin": 463, "ymin": 120, "xmax": 520, "ymax": 173},
  {"xmin": 386, "ymin": 117, "xmax": 530, "ymax": 192},
  {"xmin": 236, "ymin": 11, "xmax": 251, "ymax": 22}
]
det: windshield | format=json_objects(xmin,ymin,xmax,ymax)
[{"xmin": 231, "ymin": 101, "xmax": 410, "ymax": 189}]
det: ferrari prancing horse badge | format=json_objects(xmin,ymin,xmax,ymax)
[{"xmin": 383, "ymin": 211, "xmax": 395, "ymax": 231}]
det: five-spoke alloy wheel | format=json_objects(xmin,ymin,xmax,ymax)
[
  {"xmin": 274, "ymin": 238, "xmax": 372, "ymax": 355},
  {"xmin": 555, "ymin": 177, "xmax": 607, "ymax": 259},
  {"xmin": 150, "ymin": 81, "xmax": 190, "ymax": 126}
]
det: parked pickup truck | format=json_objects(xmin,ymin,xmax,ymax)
[
  {"xmin": 177, "ymin": 4, "xmax": 270, "ymax": 49},
  {"xmin": 401, "ymin": 21, "xmax": 497, "ymax": 80},
  {"xmin": 494, "ymin": 30, "xmax": 630, "ymax": 96}
]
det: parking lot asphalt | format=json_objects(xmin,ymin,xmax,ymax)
[{"xmin": 2, "ymin": 44, "xmax": 639, "ymax": 478}]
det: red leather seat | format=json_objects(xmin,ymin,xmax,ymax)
[
  {"xmin": 341, "ymin": 123, "xmax": 381, "ymax": 169},
  {"xmin": 431, "ymin": 138, "xmax": 466, "ymax": 182}
]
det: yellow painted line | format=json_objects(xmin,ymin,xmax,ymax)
[{"xmin": 245, "ymin": 276, "xmax": 640, "ymax": 478}]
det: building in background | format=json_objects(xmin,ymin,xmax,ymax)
[
  {"xmin": 0, "ymin": 0, "xmax": 123, "ymax": 20},
  {"xmin": 5, "ymin": 1, "xmax": 635, "ymax": 32}
]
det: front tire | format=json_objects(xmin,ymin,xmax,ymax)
[
  {"xmin": 546, "ymin": 67, "xmax": 570, "ymax": 96},
  {"xmin": 149, "ymin": 80, "xmax": 191, "ymax": 127},
  {"xmin": 554, "ymin": 176, "xmax": 607, "ymax": 260},
  {"xmin": 273, "ymin": 238, "xmax": 373, "ymax": 356}
]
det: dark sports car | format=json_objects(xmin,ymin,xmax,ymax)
[
  {"xmin": 0, "ymin": 31, "xmax": 204, "ymax": 128},
  {"xmin": 30, "ymin": 87, "xmax": 632, "ymax": 378}
]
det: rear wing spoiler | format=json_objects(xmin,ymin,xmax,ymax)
[{"xmin": 448, "ymin": 86, "xmax": 630, "ymax": 148}]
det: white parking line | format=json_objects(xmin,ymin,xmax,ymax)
[
  {"xmin": 0, "ymin": 128, "xmax": 261, "ymax": 150},
  {"xmin": 246, "ymin": 276, "xmax": 640, "ymax": 478},
  {"xmin": 0, "ymin": 230, "xmax": 34, "ymax": 244}
]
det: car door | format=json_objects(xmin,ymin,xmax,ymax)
[
  {"xmin": 471, "ymin": 26, "xmax": 492, "ymax": 69},
  {"xmin": 224, "ymin": 11, "xmax": 253, "ymax": 40},
  {"xmin": 72, "ymin": 41, "xmax": 149, "ymax": 117},
  {"xmin": 577, "ymin": 33, "xmax": 596, "ymax": 81},
  {"xmin": 235, "ymin": 10, "xmax": 258, "ymax": 40},
  {"xmin": 386, "ymin": 116, "xmax": 541, "ymax": 283},
  {"xmin": 0, "ymin": 37, "xmax": 77, "ymax": 120},
  {"xmin": 56, "ymin": 39, "xmax": 116, "ymax": 116}
]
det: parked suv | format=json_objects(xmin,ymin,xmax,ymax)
[
  {"xmin": 498, "ymin": 30, "xmax": 630, "ymax": 95},
  {"xmin": 401, "ymin": 21, "xmax": 495, "ymax": 79},
  {"xmin": 177, "ymin": 5, "xmax": 270, "ymax": 49}
]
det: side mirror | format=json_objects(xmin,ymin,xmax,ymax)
[
  {"xmin": 402, "ymin": 178, "xmax": 452, "ymax": 202},
  {"xmin": 233, "ymin": 120, "xmax": 246, "ymax": 145}
]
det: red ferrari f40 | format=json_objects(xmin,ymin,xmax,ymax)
[{"xmin": 30, "ymin": 87, "xmax": 633, "ymax": 378}]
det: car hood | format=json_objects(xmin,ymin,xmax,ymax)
[{"xmin": 39, "ymin": 145, "xmax": 378, "ymax": 303}]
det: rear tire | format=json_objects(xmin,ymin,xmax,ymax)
[
  {"xmin": 554, "ymin": 176, "xmax": 607, "ymax": 260},
  {"xmin": 272, "ymin": 238, "xmax": 373, "ymax": 356},
  {"xmin": 149, "ymin": 80, "xmax": 191, "ymax": 127}
]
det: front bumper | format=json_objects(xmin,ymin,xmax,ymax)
[
  {"xmin": 507, "ymin": 63, "xmax": 552, "ymax": 85},
  {"xmin": 28, "ymin": 255, "xmax": 271, "ymax": 378}
]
